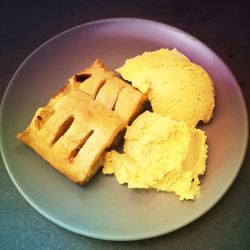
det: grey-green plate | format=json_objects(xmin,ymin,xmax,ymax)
[{"xmin": 0, "ymin": 18, "xmax": 248, "ymax": 241}]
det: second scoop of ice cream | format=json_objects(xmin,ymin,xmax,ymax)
[{"xmin": 103, "ymin": 111, "xmax": 207, "ymax": 200}]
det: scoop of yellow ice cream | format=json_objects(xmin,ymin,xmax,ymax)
[
  {"xmin": 103, "ymin": 111, "xmax": 207, "ymax": 200},
  {"xmin": 117, "ymin": 48, "xmax": 215, "ymax": 127}
]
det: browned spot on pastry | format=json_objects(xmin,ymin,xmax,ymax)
[
  {"xmin": 68, "ymin": 130, "xmax": 94, "ymax": 163},
  {"xmin": 75, "ymin": 73, "xmax": 92, "ymax": 83},
  {"xmin": 35, "ymin": 115, "xmax": 43, "ymax": 129},
  {"xmin": 93, "ymin": 79, "xmax": 106, "ymax": 99},
  {"xmin": 35, "ymin": 109, "xmax": 55, "ymax": 129},
  {"xmin": 51, "ymin": 116, "xmax": 74, "ymax": 145}
]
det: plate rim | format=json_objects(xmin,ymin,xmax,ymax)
[{"xmin": 0, "ymin": 17, "xmax": 249, "ymax": 241}]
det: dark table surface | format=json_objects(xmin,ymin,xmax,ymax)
[{"xmin": 1, "ymin": 0, "xmax": 249, "ymax": 249}]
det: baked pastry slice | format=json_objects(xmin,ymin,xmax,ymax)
[
  {"xmin": 17, "ymin": 90, "xmax": 126, "ymax": 184},
  {"xmin": 17, "ymin": 59, "xmax": 146, "ymax": 184},
  {"xmin": 68, "ymin": 59, "xmax": 146, "ymax": 124}
]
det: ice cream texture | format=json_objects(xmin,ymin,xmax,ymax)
[
  {"xmin": 103, "ymin": 111, "xmax": 207, "ymax": 200},
  {"xmin": 116, "ymin": 48, "xmax": 215, "ymax": 127}
]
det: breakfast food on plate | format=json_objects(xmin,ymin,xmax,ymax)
[
  {"xmin": 103, "ymin": 111, "xmax": 207, "ymax": 200},
  {"xmin": 117, "ymin": 48, "xmax": 215, "ymax": 127},
  {"xmin": 17, "ymin": 60, "xmax": 146, "ymax": 184},
  {"xmin": 70, "ymin": 59, "xmax": 146, "ymax": 124},
  {"xmin": 18, "ymin": 48, "xmax": 215, "ymax": 200}
]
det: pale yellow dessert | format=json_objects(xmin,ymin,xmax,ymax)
[
  {"xmin": 117, "ymin": 48, "xmax": 215, "ymax": 127},
  {"xmin": 103, "ymin": 111, "xmax": 207, "ymax": 200}
]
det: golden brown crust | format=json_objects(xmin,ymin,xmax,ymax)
[
  {"xmin": 18, "ymin": 91, "xmax": 126, "ymax": 184},
  {"xmin": 70, "ymin": 59, "xmax": 147, "ymax": 122},
  {"xmin": 17, "ymin": 59, "xmax": 146, "ymax": 184}
]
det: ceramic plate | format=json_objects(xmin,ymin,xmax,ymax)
[{"xmin": 0, "ymin": 18, "xmax": 248, "ymax": 241}]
